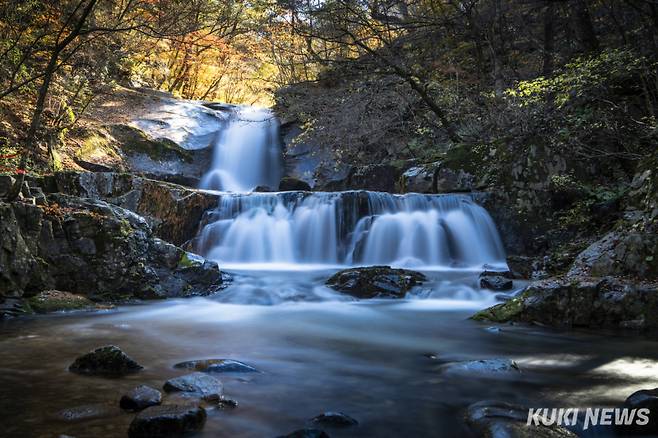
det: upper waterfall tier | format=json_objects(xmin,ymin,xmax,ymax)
[
  {"xmin": 194, "ymin": 191, "xmax": 506, "ymax": 269},
  {"xmin": 199, "ymin": 106, "xmax": 282, "ymax": 192}
]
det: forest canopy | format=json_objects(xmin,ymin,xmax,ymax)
[{"xmin": 0, "ymin": 0, "xmax": 656, "ymax": 189}]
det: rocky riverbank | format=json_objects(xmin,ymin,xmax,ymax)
[{"xmin": 0, "ymin": 172, "xmax": 226, "ymax": 317}]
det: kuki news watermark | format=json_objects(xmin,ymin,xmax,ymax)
[{"xmin": 527, "ymin": 407, "xmax": 650, "ymax": 430}]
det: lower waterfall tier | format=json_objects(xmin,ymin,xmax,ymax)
[{"xmin": 194, "ymin": 191, "xmax": 506, "ymax": 269}]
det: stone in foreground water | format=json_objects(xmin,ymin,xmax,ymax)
[
  {"xmin": 311, "ymin": 411, "xmax": 358, "ymax": 427},
  {"xmin": 120, "ymin": 385, "xmax": 162, "ymax": 412},
  {"xmin": 69, "ymin": 345, "xmax": 143, "ymax": 377},
  {"xmin": 173, "ymin": 358, "xmax": 258, "ymax": 373},
  {"xmin": 163, "ymin": 372, "xmax": 223, "ymax": 399},
  {"xmin": 128, "ymin": 404, "xmax": 206, "ymax": 438}
]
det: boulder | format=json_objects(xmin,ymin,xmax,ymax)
[
  {"xmin": 27, "ymin": 290, "xmax": 98, "ymax": 313},
  {"xmin": 173, "ymin": 359, "xmax": 258, "ymax": 373},
  {"xmin": 163, "ymin": 372, "xmax": 223, "ymax": 399},
  {"xmin": 311, "ymin": 412, "xmax": 358, "ymax": 427},
  {"xmin": 568, "ymin": 230, "xmax": 658, "ymax": 279},
  {"xmin": 472, "ymin": 277, "xmax": 658, "ymax": 330},
  {"xmin": 120, "ymin": 385, "xmax": 162, "ymax": 411},
  {"xmin": 441, "ymin": 359, "xmax": 520, "ymax": 377},
  {"xmin": 69, "ymin": 345, "xmax": 143, "ymax": 377},
  {"xmin": 326, "ymin": 266, "xmax": 426, "ymax": 299},
  {"xmin": 277, "ymin": 430, "xmax": 330, "ymax": 438},
  {"xmin": 621, "ymin": 388, "xmax": 658, "ymax": 434},
  {"xmin": 279, "ymin": 176, "xmax": 312, "ymax": 192},
  {"xmin": 465, "ymin": 401, "xmax": 578, "ymax": 437},
  {"xmin": 128, "ymin": 404, "xmax": 206, "ymax": 438},
  {"xmin": 480, "ymin": 275, "xmax": 513, "ymax": 291},
  {"xmin": 399, "ymin": 166, "xmax": 434, "ymax": 193}
]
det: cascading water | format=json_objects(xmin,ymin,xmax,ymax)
[
  {"xmin": 199, "ymin": 106, "xmax": 282, "ymax": 192},
  {"xmin": 196, "ymin": 106, "xmax": 506, "ymax": 270},
  {"xmin": 194, "ymin": 191, "xmax": 506, "ymax": 269}
]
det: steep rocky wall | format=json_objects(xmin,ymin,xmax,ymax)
[
  {"xmin": 26, "ymin": 172, "xmax": 218, "ymax": 246},
  {"xmin": 0, "ymin": 193, "xmax": 225, "ymax": 311}
]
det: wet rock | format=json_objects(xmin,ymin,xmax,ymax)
[
  {"xmin": 279, "ymin": 176, "xmax": 312, "ymax": 192},
  {"xmin": 120, "ymin": 385, "xmax": 162, "ymax": 412},
  {"xmin": 399, "ymin": 165, "xmax": 435, "ymax": 193},
  {"xmin": 163, "ymin": 372, "xmax": 223, "ymax": 399},
  {"xmin": 311, "ymin": 412, "xmax": 358, "ymax": 427},
  {"xmin": 253, "ymin": 185, "xmax": 274, "ymax": 192},
  {"xmin": 128, "ymin": 404, "xmax": 206, "ymax": 438},
  {"xmin": 441, "ymin": 359, "xmax": 520, "ymax": 376},
  {"xmin": 326, "ymin": 266, "xmax": 426, "ymax": 299},
  {"xmin": 472, "ymin": 277, "xmax": 658, "ymax": 330},
  {"xmin": 621, "ymin": 388, "xmax": 658, "ymax": 434},
  {"xmin": 465, "ymin": 401, "xmax": 577, "ymax": 437},
  {"xmin": 0, "ymin": 297, "xmax": 30, "ymax": 318},
  {"xmin": 174, "ymin": 359, "xmax": 258, "ymax": 373},
  {"xmin": 480, "ymin": 275, "xmax": 513, "ymax": 291},
  {"xmin": 27, "ymin": 290, "xmax": 98, "ymax": 313},
  {"xmin": 277, "ymin": 429, "xmax": 330, "ymax": 438},
  {"xmin": 69, "ymin": 345, "xmax": 143, "ymax": 377}
]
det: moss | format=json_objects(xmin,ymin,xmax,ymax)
[
  {"xmin": 178, "ymin": 252, "xmax": 198, "ymax": 268},
  {"xmin": 28, "ymin": 290, "xmax": 95, "ymax": 313},
  {"xmin": 77, "ymin": 132, "xmax": 120, "ymax": 160},
  {"xmin": 471, "ymin": 295, "xmax": 526, "ymax": 322},
  {"xmin": 109, "ymin": 124, "xmax": 192, "ymax": 163}
]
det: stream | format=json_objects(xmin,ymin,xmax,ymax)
[{"xmin": 1, "ymin": 104, "xmax": 657, "ymax": 437}]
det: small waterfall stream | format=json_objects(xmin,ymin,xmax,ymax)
[
  {"xmin": 196, "ymin": 106, "xmax": 506, "ymax": 270},
  {"xmin": 199, "ymin": 107, "xmax": 282, "ymax": 192}
]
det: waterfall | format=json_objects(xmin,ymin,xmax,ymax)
[
  {"xmin": 199, "ymin": 106, "xmax": 282, "ymax": 192},
  {"xmin": 194, "ymin": 191, "xmax": 506, "ymax": 269},
  {"xmin": 194, "ymin": 105, "xmax": 506, "ymax": 270}
]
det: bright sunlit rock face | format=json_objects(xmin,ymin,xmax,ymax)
[{"xmin": 199, "ymin": 106, "xmax": 282, "ymax": 192}]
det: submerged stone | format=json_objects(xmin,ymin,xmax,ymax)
[
  {"xmin": 311, "ymin": 412, "xmax": 358, "ymax": 427},
  {"xmin": 277, "ymin": 429, "xmax": 330, "ymax": 438},
  {"xmin": 69, "ymin": 345, "xmax": 143, "ymax": 377},
  {"xmin": 128, "ymin": 404, "xmax": 206, "ymax": 438},
  {"xmin": 120, "ymin": 385, "xmax": 162, "ymax": 412},
  {"xmin": 326, "ymin": 266, "xmax": 426, "ymax": 299},
  {"xmin": 163, "ymin": 372, "xmax": 223, "ymax": 399},
  {"xmin": 56, "ymin": 403, "xmax": 119, "ymax": 422},
  {"xmin": 28, "ymin": 290, "xmax": 98, "ymax": 313},
  {"xmin": 441, "ymin": 359, "xmax": 520, "ymax": 376},
  {"xmin": 173, "ymin": 358, "xmax": 258, "ymax": 373},
  {"xmin": 465, "ymin": 401, "xmax": 577, "ymax": 437}
]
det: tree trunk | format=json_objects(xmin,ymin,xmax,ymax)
[
  {"xmin": 573, "ymin": 0, "xmax": 599, "ymax": 52},
  {"xmin": 5, "ymin": 54, "xmax": 59, "ymax": 201},
  {"xmin": 542, "ymin": 1, "xmax": 555, "ymax": 77}
]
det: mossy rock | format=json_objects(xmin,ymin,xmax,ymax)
[
  {"xmin": 28, "ymin": 290, "xmax": 98, "ymax": 313},
  {"xmin": 109, "ymin": 124, "xmax": 192, "ymax": 163},
  {"xmin": 471, "ymin": 296, "xmax": 526, "ymax": 323}
]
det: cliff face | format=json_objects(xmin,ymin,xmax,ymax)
[{"xmin": 0, "ymin": 173, "xmax": 225, "ymax": 317}]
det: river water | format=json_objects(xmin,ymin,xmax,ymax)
[{"xmin": 2, "ymin": 270, "xmax": 658, "ymax": 437}]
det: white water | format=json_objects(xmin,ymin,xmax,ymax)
[
  {"xmin": 194, "ymin": 191, "xmax": 506, "ymax": 269},
  {"xmin": 199, "ymin": 106, "xmax": 282, "ymax": 192},
  {"xmin": 195, "ymin": 105, "xmax": 506, "ymax": 270}
]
